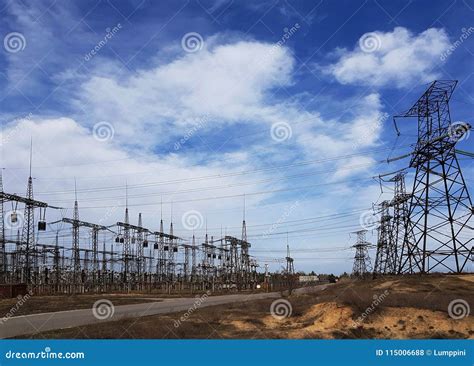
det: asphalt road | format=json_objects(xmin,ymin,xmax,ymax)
[{"xmin": 0, "ymin": 285, "xmax": 329, "ymax": 339}]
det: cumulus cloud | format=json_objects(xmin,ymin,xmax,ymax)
[
  {"xmin": 77, "ymin": 40, "xmax": 296, "ymax": 147},
  {"xmin": 325, "ymin": 27, "xmax": 450, "ymax": 88},
  {"xmin": 295, "ymin": 93, "xmax": 386, "ymax": 178},
  {"xmin": 0, "ymin": 117, "xmax": 276, "ymax": 235}
]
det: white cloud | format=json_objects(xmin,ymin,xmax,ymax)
[
  {"xmin": 77, "ymin": 40, "xmax": 295, "ymax": 147},
  {"xmin": 74, "ymin": 37, "xmax": 387, "ymax": 181},
  {"xmin": 0, "ymin": 117, "xmax": 276, "ymax": 235},
  {"xmin": 295, "ymin": 93, "xmax": 385, "ymax": 178},
  {"xmin": 326, "ymin": 27, "xmax": 450, "ymax": 88}
]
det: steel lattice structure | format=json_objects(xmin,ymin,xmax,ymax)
[
  {"xmin": 373, "ymin": 201, "xmax": 397, "ymax": 276},
  {"xmin": 396, "ymin": 80, "xmax": 473, "ymax": 273},
  {"xmin": 0, "ymin": 172, "xmax": 5, "ymax": 283},
  {"xmin": 351, "ymin": 230, "xmax": 372, "ymax": 278}
]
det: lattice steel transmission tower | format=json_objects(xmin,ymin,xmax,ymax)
[
  {"xmin": 351, "ymin": 230, "xmax": 372, "ymax": 278},
  {"xmin": 0, "ymin": 171, "xmax": 5, "ymax": 283},
  {"xmin": 388, "ymin": 172, "xmax": 421, "ymax": 274},
  {"xmin": 121, "ymin": 204, "xmax": 131, "ymax": 283},
  {"xmin": 136, "ymin": 213, "xmax": 145, "ymax": 278},
  {"xmin": 72, "ymin": 184, "xmax": 80, "ymax": 288},
  {"xmin": 21, "ymin": 148, "xmax": 35, "ymax": 284},
  {"xmin": 395, "ymin": 80, "xmax": 473, "ymax": 273},
  {"xmin": 373, "ymin": 201, "xmax": 396, "ymax": 275},
  {"xmin": 168, "ymin": 220, "xmax": 175, "ymax": 281},
  {"xmin": 191, "ymin": 234, "xmax": 197, "ymax": 281}
]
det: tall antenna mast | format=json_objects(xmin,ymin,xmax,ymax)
[{"xmin": 29, "ymin": 137, "xmax": 33, "ymax": 178}]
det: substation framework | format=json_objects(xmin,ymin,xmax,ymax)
[
  {"xmin": 0, "ymin": 172, "xmax": 259, "ymax": 294},
  {"xmin": 351, "ymin": 80, "xmax": 473, "ymax": 277}
]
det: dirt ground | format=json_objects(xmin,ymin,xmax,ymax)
[
  {"xmin": 0, "ymin": 289, "xmax": 259, "ymax": 317},
  {"xmin": 0, "ymin": 293, "xmax": 163, "ymax": 317},
  {"xmin": 21, "ymin": 274, "xmax": 473, "ymax": 339}
]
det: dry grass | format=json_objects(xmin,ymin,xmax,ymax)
[
  {"xmin": 0, "ymin": 293, "xmax": 163, "ymax": 317},
  {"xmin": 22, "ymin": 273, "xmax": 474, "ymax": 339}
]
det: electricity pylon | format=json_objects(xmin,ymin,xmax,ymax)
[
  {"xmin": 395, "ymin": 80, "xmax": 473, "ymax": 273},
  {"xmin": 373, "ymin": 201, "xmax": 396, "ymax": 275},
  {"xmin": 351, "ymin": 230, "xmax": 372, "ymax": 278}
]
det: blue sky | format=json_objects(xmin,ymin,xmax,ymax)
[{"xmin": 0, "ymin": 0, "xmax": 473, "ymax": 274}]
